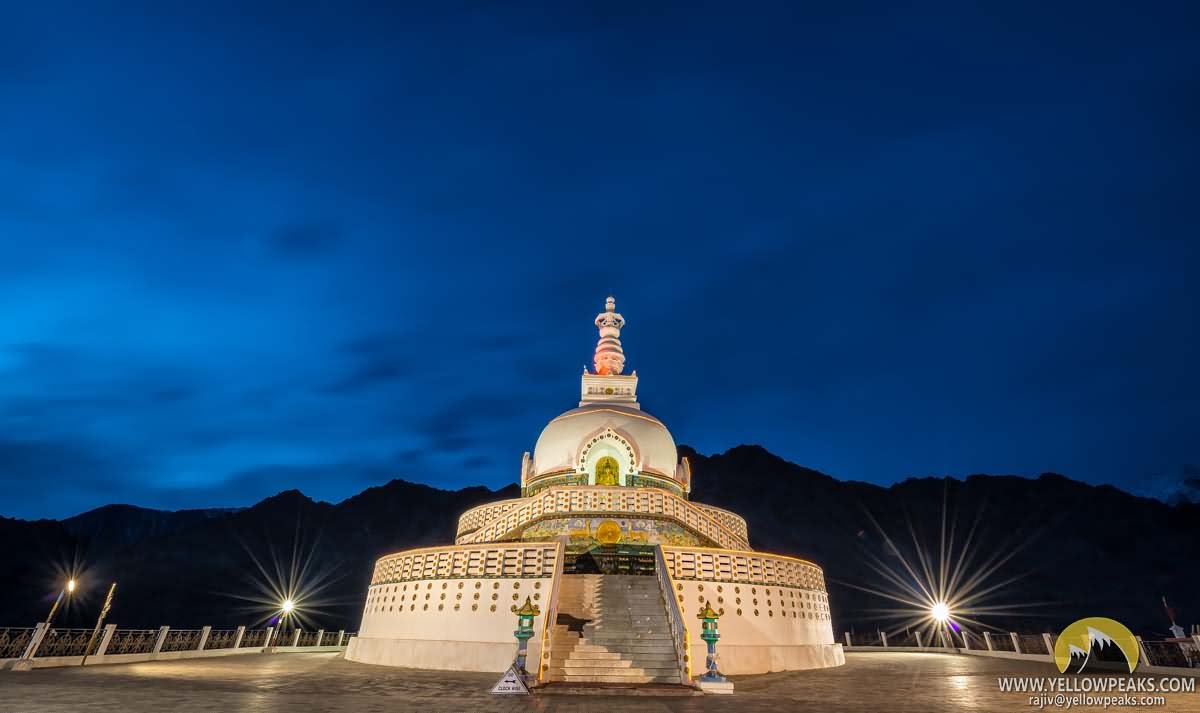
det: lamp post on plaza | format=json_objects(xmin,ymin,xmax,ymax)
[
  {"xmin": 276, "ymin": 599, "xmax": 295, "ymax": 646},
  {"xmin": 80, "ymin": 582, "xmax": 116, "ymax": 666},
  {"xmin": 694, "ymin": 600, "xmax": 733, "ymax": 693},
  {"xmin": 492, "ymin": 597, "xmax": 540, "ymax": 695},
  {"xmin": 510, "ymin": 596, "xmax": 540, "ymax": 678},
  {"xmin": 44, "ymin": 578, "xmax": 77, "ymax": 626}
]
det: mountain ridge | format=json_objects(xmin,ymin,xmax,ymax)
[{"xmin": 2, "ymin": 444, "xmax": 1195, "ymax": 638}]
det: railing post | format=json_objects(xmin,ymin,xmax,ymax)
[
  {"xmin": 983, "ymin": 632, "xmax": 994, "ymax": 651},
  {"xmin": 292, "ymin": 629, "xmax": 301, "ymax": 647},
  {"xmin": 95, "ymin": 624, "xmax": 118, "ymax": 656},
  {"xmin": 1042, "ymin": 633, "xmax": 1054, "ymax": 656},
  {"xmin": 20, "ymin": 622, "xmax": 50, "ymax": 660},
  {"xmin": 337, "ymin": 630, "xmax": 345, "ymax": 646},
  {"xmin": 961, "ymin": 630, "xmax": 970, "ymax": 650},
  {"xmin": 1136, "ymin": 636, "xmax": 1151, "ymax": 667},
  {"xmin": 263, "ymin": 626, "xmax": 274, "ymax": 650},
  {"xmin": 1009, "ymin": 632, "xmax": 1020, "ymax": 653},
  {"xmin": 880, "ymin": 631, "xmax": 888, "ymax": 647},
  {"xmin": 233, "ymin": 626, "xmax": 246, "ymax": 649},
  {"xmin": 315, "ymin": 629, "xmax": 324, "ymax": 647},
  {"xmin": 153, "ymin": 626, "xmax": 170, "ymax": 654},
  {"xmin": 915, "ymin": 630, "xmax": 923, "ymax": 648},
  {"xmin": 198, "ymin": 626, "xmax": 212, "ymax": 651}
]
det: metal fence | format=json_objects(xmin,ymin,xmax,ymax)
[
  {"xmin": 0, "ymin": 628, "xmax": 35, "ymax": 659},
  {"xmin": 159, "ymin": 629, "xmax": 203, "ymax": 652},
  {"xmin": 1017, "ymin": 634, "xmax": 1049, "ymax": 655},
  {"xmin": 295, "ymin": 631, "xmax": 319, "ymax": 647},
  {"xmin": 104, "ymin": 629, "xmax": 159, "ymax": 655},
  {"xmin": 1144, "ymin": 641, "xmax": 1197, "ymax": 668},
  {"xmin": 35, "ymin": 628, "xmax": 100, "ymax": 657},
  {"xmin": 845, "ymin": 629, "xmax": 1200, "ymax": 670},
  {"xmin": 3, "ymin": 624, "xmax": 354, "ymax": 668},
  {"xmin": 240, "ymin": 629, "xmax": 268, "ymax": 648},
  {"xmin": 204, "ymin": 629, "xmax": 238, "ymax": 650}
]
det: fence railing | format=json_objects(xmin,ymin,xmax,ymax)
[
  {"xmin": 2, "ymin": 623, "xmax": 355, "ymax": 670},
  {"xmin": 204, "ymin": 629, "xmax": 238, "ymax": 650},
  {"xmin": 0, "ymin": 629, "xmax": 35, "ymax": 659},
  {"xmin": 104, "ymin": 629, "xmax": 159, "ymax": 655},
  {"xmin": 844, "ymin": 630, "xmax": 1200, "ymax": 670},
  {"xmin": 160, "ymin": 629, "xmax": 203, "ymax": 652},
  {"xmin": 35, "ymin": 628, "xmax": 99, "ymax": 657}
]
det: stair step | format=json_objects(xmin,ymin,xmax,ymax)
[
  {"xmin": 552, "ymin": 674, "xmax": 682, "ymax": 684},
  {"xmin": 554, "ymin": 662, "xmax": 686, "ymax": 672},
  {"xmin": 550, "ymin": 653, "xmax": 679, "ymax": 664},
  {"xmin": 584, "ymin": 632, "xmax": 671, "ymax": 638},
  {"xmin": 549, "ymin": 573, "xmax": 683, "ymax": 685},
  {"xmin": 570, "ymin": 645, "xmax": 677, "ymax": 654}
]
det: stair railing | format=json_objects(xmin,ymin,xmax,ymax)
[
  {"xmin": 535, "ymin": 540, "xmax": 567, "ymax": 685},
  {"xmin": 654, "ymin": 545, "xmax": 692, "ymax": 686}
]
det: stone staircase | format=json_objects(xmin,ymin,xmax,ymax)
[{"xmin": 546, "ymin": 574, "xmax": 684, "ymax": 685}]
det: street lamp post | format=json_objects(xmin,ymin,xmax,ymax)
[
  {"xmin": 44, "ymin": 579, "xmax": 77, "ymax": 626},
  {"xmin": 80, "ymin": 583, "xmax": 116, "ymax": 666},
  {"xmin": 510, "ymin": 596, "xmax": 540, "ymax": 678},
  {"xmin": 694, "ymin": 600, "xmax": 734, "ymax": 693}
]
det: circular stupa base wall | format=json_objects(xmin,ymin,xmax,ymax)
[
  {"xmin": 663, "ymin": 547, "xmax": 844, "ymax": 674},
  {"xmin": 346, "ymin": 543, "xmax": 562, "ymax": 672}
]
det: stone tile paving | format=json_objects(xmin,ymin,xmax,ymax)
[{"xmin": 2, "ymin": 651, "xmax": 1197, "ymax": 712}]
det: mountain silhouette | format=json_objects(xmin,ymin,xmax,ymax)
[{"xmin": 2, "ymin": 445, "xmax": 1195, "ymax": 638}]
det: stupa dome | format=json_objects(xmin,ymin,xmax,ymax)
[{"xmin": 531, "ymin": 403, "xmax": 679, "ymax": 482}]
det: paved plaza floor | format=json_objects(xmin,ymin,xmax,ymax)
[{"xmin": 2, "ymin": 651, "xmax": 1197, "ymax": 712}]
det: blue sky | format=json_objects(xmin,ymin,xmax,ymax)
[{"xmin": 1, "ymin": 1, "xmax": 1197, "ymax": 518}]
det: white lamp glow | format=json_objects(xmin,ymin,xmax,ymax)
[
  {"xmin": 281, "ymin": 598, "xmax": 294, "ymax": 614},
  {"xmin": 931, "ymin": 601, "xmax": 950, "ymax": 623}
]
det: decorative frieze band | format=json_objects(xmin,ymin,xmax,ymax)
[
  {"xmin": 370, "ymin": 543, "xmax": 561, "ymax": 586},
  {"xmin": 454, "ymin": 486, "xmax": 751, "ymax": 551},
  {"xmin": 661, "ymin": 546, "xmax": 827, "ymax": 593}
]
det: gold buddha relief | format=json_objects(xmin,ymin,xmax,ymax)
[{"xmin": 595, "ymin": 456, "xmax": 620, "ymax": 486}]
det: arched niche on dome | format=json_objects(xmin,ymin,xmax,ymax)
[{"xmin": 576, "ymin": 428, "xmax": 638, "ymax": 487}]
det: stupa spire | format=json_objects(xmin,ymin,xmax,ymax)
[{"xmin": 593, "ymin": 296, "xmax": 626, "ymax": 375}]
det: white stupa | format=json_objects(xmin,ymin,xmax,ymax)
[{"xmin": 346, "ymin": 297, "xmax": 844, "ymax": 683}]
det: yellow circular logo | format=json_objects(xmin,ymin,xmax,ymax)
[
  {"xmin": 596, "ymin": 520, "xmax": 622, "ymax": 545},
  {"xmin": 1053, "ymin": 617, "xmax": 1139, "ymax": 673}
]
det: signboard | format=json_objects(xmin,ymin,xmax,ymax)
[{"xmin": 490, "ymin": 666, "xmax": 530, "ymax": 695}]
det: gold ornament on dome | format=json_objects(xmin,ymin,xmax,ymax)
[
  {"xmin": 596, "ymin": 519, "xmax": 622, "ymax": 545},
  {"xmin": 595, "ymin": 456, "xmax": 620, "ymax": 486}
]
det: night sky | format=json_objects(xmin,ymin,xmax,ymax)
[{"xmin": 2, "ymin": 2, "xmax": 1197, "ymax": 519}]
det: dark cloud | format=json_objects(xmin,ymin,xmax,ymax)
[
  {"xmin": 321, "ymin": 359, "xmax": 412, "ymax": 394},
  {"xmin": 0, "ymin": 437, "xmax": 144, "ymax": 518},
  {"xmin": 268, "ymin": 222, "xmax": 342, "ymax": 258},
  {"xmin": 0, "ymin": 1, "xmax": 1196, "ymax": 518}
]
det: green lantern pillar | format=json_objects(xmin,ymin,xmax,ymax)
[
  {"xmin": 696, "ymin": 600, "xmax": 727, "ymax": 684},
  {"xmin": 510, "ymin": 596, "xmax": 540, "ymax": 678}
]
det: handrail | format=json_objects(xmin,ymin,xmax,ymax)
[
  {"xmin": 535, "ymin": 541, "xmax": 567, "ymax": 684},
  {"xmin": 654, "ymin": 545, "xmax": 692, "ymax": 687}
]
